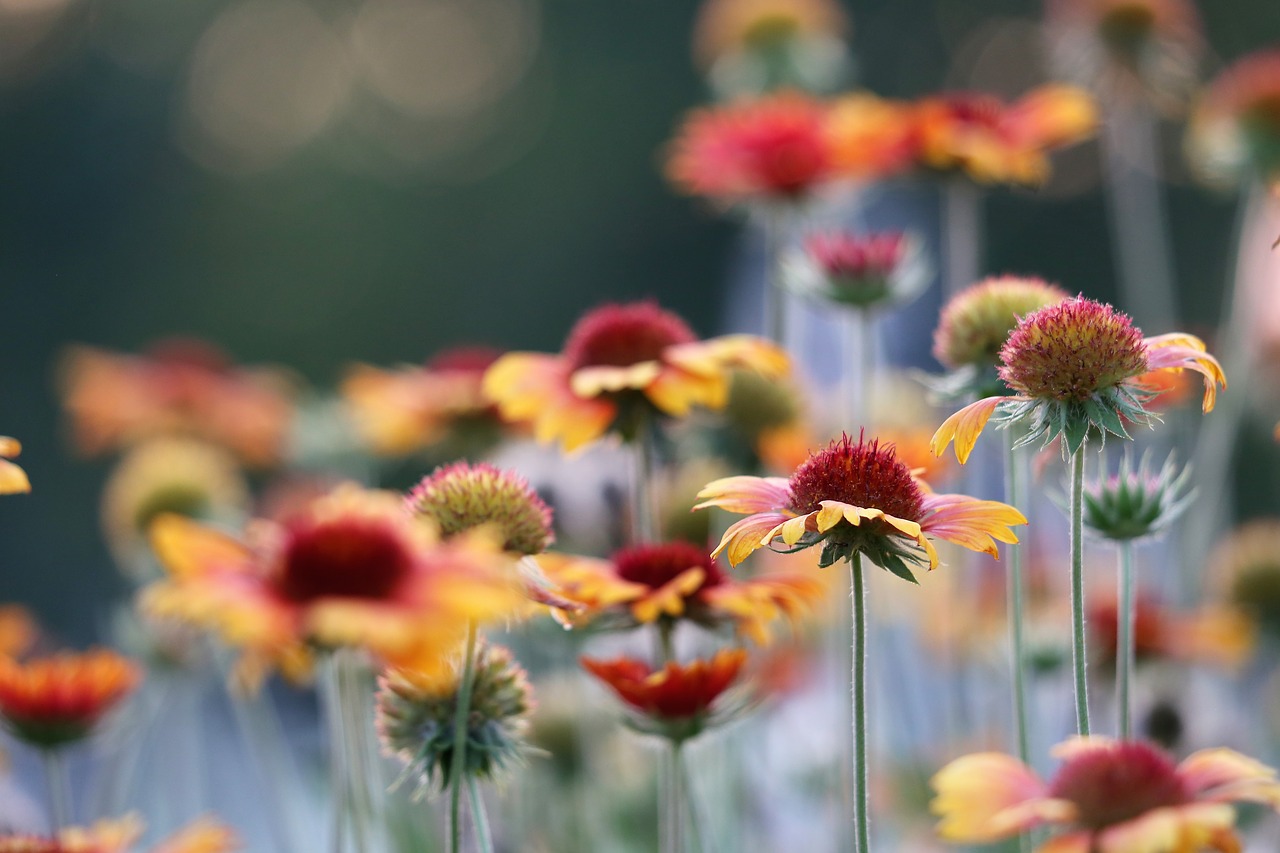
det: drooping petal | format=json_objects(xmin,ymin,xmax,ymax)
[
  {"xmin": 695, "ymin": 476, "xmax": 792, "ymax": 514},
  {"xmin": 646, "ymin": 365, "xmax": 730, "ymax": 416},
  {"xmin": 570, "ymin": 362, "xmax": 663, "ymax": 398},
  {"xmin": 931, "ymin": 396, "xmax": 1007, "ymax": 464},
  {"xmin": 484, "ymin": 353, "xmax": 616, "ymax": 451},
  {"xmin": 921, "ymin": 493, "xmax": 1027, "ymax": 558},
  {"xmin": 931, "ymin": 752, "xmax": 1050, "ymax": 842},
  {"xmin": 712, "ymin": 511, "xmax": 792, "ymax": 566},
  {"xmin": 1143, "ymin": 336, "xmax": 1227, "ymax": 413},
  {"xmin": 1178, "ymin": 749, "xmax": 1280, "ymax": 806}
]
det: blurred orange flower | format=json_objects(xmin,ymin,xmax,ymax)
[
  {"xmin": 59, "ymin": 340, "xmax": 295, "ymax": 468},
  {"xmin": 144, "ymin": 486, "xmax": 523, "ymax": 690},
  {"xmin": 0, "ymin": 815, "xmax": 239, "ymax": 853},
  {"xmin": 0, "ymin": 650, "xmax": 141, "ymax": 748},
  {"xmin": 692, "ymin": 0, "xmax": 846, "ymax": 71},
  {"xmin": 541, "ymin": 541, "xmax": 823, "ymax": 644},
  {"xmin": 825, "ymin": 93, "xmax": 918, "ymax": 178},
  {"xmin": 484, "ymin": 301, "xmax": 788, "ymax": 451},
  {"xmin": 913, "ymin": 85, "xmax": 1098, "ymax": 185},
  {"xmin": 1089, "ymin": 595, "xmax": 1253, "ymax": 670},
  {"xmin": 1189, "ymin": 49, "xmax": 1280, "ymax": 189},
  {"xmin": 581, "ymin": 648, "xmax": 749, "ymax": 738},
  {"xmin": 341, "ymin": 347, "xmax": 504, "ymax": 457},
  {"xmin": 0, "ymin": 437, "xmax": 30, "ymax": 495}
]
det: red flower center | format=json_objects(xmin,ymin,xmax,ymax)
[
  {"xmin": 563, "ymin": 302, "xmax": 698, "ymax": 371},
  {"xmin": 998, "ymin": 297, "xmax": 1149, "ymax": 401},
  {"xmin": 787, "ymin": 433, "xmax": 924, "ymax": 521},
  {"xmin": 807, "ymin": 232, "xmax": 905, "ymax": 280},
  {"xmin": 1048, "ymin": 741, "xmax": 1190, "ymax": 829},
  {"xmin": 613, "ymin": 542, "xmax": 726, "ymax": 591},
  {"xmin": 941, "ymin": 93, "xmax": 1005, "ymax": 130},
  {"xmin": 280, "ymin": 518, "xmax": 413, "ymax": 603},
  {"xmin": 742, "ymin": 119, "xmax": 833, "ymax": 196},
  {"xmin": 425, "ymin": 346, "xmax": 502, "ymax": 374}
]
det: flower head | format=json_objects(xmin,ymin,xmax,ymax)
[
  {"xmin": 0, "ymin": 650, "xmax": 141, "ymax": 748},
  {"xmin": 407, "ymin": 462, "xmax": 553, "ymax": 556},
  {"xmin": 340, "ymin": 347, "xmax": 504, "ymax": 458},
  {"xmin": 1047, "ymin": 0, "xmax": 1203, "ymax": 105},
  {"xmin": 58, "ymin": 340, "xmax": 295, "ymax": 468},
  {"xmin": 1082, "ymin": 451, "xmax": 1192, "ymax": 541},
  {"xmin": 913, "ymin": 85, "xmax": 1098, "ymax": 185},
  {"xmin": 1212, "ymin": 520, "xmax": 1280, "ymax": 639},
  {"xmin": 932, "ymin": 737, "xmax": 1280, "ymax": 850},
  {"xmin": 665, "ymin": 92, "xmax": 840, "ymax": 205},
  {"xmin": 1189, "ymin": 49, "xmax": 1280, "ymax": 189},
  {"xmin": 697, "ymin": 432, "xmax": 1026, "ymax": 579},
  {"xmin": 144, "ymin": 486, "xmax": 523, "ymax": 689},
  {"xmin": 0, "ymin": 437, "xmax": 30, "ymax": 495},
  {"xmin": 932, "ymin": 297, "xmax": 1226, "ymax": 461},
  {"xmin": 581, "ymin": 648, "xmax": 750, "ymax": 741},
  {"xmin": 933, "ymin": 275, "xmax": 1071, "ymax": 373},
  {"xmin": 541, "ymin": 540, "xmax": 823, "ymax": 645},
  {"xmin": 376, "ymin": 641, "xmax": 534, "ymax": 797},
  {"xmin": 484, "ymin": 301, "xmax": 788, "ymax": 452},
  {"xmin": 782, "ymin": 230, "xmax": 928, "ymax": 310},
  {"xmin": 824, "ymin": 93, "xmax": 919, "ymax": 178},
  {"xmin": 1088, "ymin": 595, "xmax": 1252, "ymax": 671},
  {"xmin": 101, "ymin": 438, "xmax": 249, "ymax": 579}
]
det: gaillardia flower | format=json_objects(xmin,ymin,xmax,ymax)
[
  {"xmin": 1088, "ymin": 595, "xmax": 1252, "ymax": 671},
  {"xmin": 1082, "ymin": 451, "xmax": 1192, "ymax": 541},
  {"xmin": 1188, "ymin": 49, "xmax": 1280, "ymax": 189},
  {"xmin": 541, "ymin": 540, "xmax": 824, "ymax": 644},
  {"xmin": 781, "ymin": 230, "xmax": 928, "ymax": 311},
  {"xmin": 931, "ymin": 737, "xmax": 1280, "ymax": 851},
  {"xmin": 913, "ymin": 86, "xmax": 1098, "ymax": 185},
  {"xmin": 0, "ymin": 650, "xmax": 141, "ymax": 748},
  {"xmin": 340, "ymin": 347, "xmax": 504, "ymax": 458},
  {"xmin": 581, "ymin": 648, "xmax": 750, "ymax": 741},
  {"xmin": 377, "ymin": 641, "xmax": 534, "ymax": 797},
  {"xmin": 407, "ymin": 462, "xmax": 552, "ymax": 556},
  {"xmin": 696, "ymin": 433, "xmax": 1025, "ymax": 578},
  {"xmin": 1046, "ymin": 0, "xmax": 1203, "ymax": 105},
  {"xmin": 0, "ymin": 437, "xmax": 30, "ymax": 495},
  {"xmin": 932, "ymin": 297, "xmax": 1226, "ymax": 462},
  {"xmin": 1211, "ymin": 520, "xmax": 1280, "ymax": 639},
  {"xmin": 931, "ymin": 276, "xmax": 1071, "ymax": 397},
  {"xmin": 483, "ymin": 301, "xmax": 788, "ymax": 452},
  {"xmin": 665, "ymin": 92, "xmax": 840, "ymax": 206},
  {"xmin": 144, "ymin": 486, "xmax": 523, "ymax": 689},
  {"xmin": 0, "ymin": 815, "xmax": 240, "ymax": 853},
  {"xmin": 59, "ymin": 340, "xmax": 295, "ymax": 468}
]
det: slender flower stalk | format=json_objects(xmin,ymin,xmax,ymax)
[
  {"xmin": 1069, "ymin": 448, "xmax": 1091, "ymax": 736},
  {"xmin": 322, "ymin": 650, "xmax": 379, "ymax": 853},
  {"xmin": 42, "ymin": 749, "xmax": 72, "ymax": 832},
  {"xmin": 850, "ymin": 553, "xmax": 869, "ymax": 853},
  {"xmin": 763, "ymin": 214, "xmax": 788, "ymax": 347},
  {"xmin": 467, "ymin": 776, "xmax": 494, "ymax": 853},
  {"xmin": 1003, "ymin": 429, "xmax": 1032, "ymax": 766},
  {"xmin": 449, "ymin": 623, "xmax": 481, "ymax": 853},
  {"xmin": 1117, "ymin": 539, "xmax": 1136, "ymax": 738},
  {"xmin": 942, "ymin": 181, "xmax": 984, "ymax": 297}
]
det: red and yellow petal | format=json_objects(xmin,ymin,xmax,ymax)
[
  {"xmin": 484, "ymin": 353, "xmax": 617, "ymax": 451},
  {"xmin": 931, "ymin": 396, "xmax": 1007, "ymax": 464},
  {"xmin": 1006, "ymin": 84, "xmax": 1098, "ymax": 150},
  {"xmin": 712, "ymin": 511, "xmax": 793, "ymax": 566},
  {"xmin": 570, "ymin": 362, "xmax": 663, "ymax": 398},
  {"xmin": 631, "ymin": 568, "xmax": 706, "ymax": 623},
  {"xmin": 646, "ymin": 365, "xmax": 730, "ymax": 416},
  {"xmin": 694, "ymin": 475, "xmax": 792, "ymax": 514},
  {"xmin": 1096, "ymin": 803, "xmax": 1236, "ymax": 853},
  {"xmin": 931, "ymin": 751, "xmax": 1050, "ymax": 843},
  {"xmin": 1144, "ymin": 335, "xmax": 1227, "ymax": 413},
  {"xmin": 150, "ymin": 514, "xmax": 253, "ymax": 581},
  {"xmin": 1178, "ymin": 748, "xmax": 1280, "ymax": 805},
  {"xmin": 921, "ymin": 493, "xmax": 1026, "ymax": 558}
]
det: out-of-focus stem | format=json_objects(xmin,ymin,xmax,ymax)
[
  {"xmin": 449, "ymin": 623, "xmax": 480, "ymax": 853},
  {"xmin": 1117, "ymin": 540, "xmax": 1136, "ymax": 739},
  {"xmin": 942, "ymin": 180, "xmax": 983, "ymax": 297},
  {"xmin": 42, "ymin": 749, "xmax": 72, "ymax": 832}
]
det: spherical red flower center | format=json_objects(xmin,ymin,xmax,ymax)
[
  {"xmin": 1049, "ymin": 741, "xmax": 1190, "ymax": 829},
  {"xmin": 280, "ymin": 518, "xmax": 413, "ymax": 603},
  {"xmin": 787, "ymin": 433, "xmax": 924, "ymax": 520},
  {"xmin": 563, "ymin": 302, "xmax": 698, "ymax": 371},
  {"xmin": 998, "ymin": 298, "xmax": 1149, "ymax": 401},
  {"xmin": 613, "ymin": 542, "xmax": 726, "ymax": 592}
]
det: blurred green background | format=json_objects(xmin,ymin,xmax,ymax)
[{"xmin": 0, "ymin": 0, "xmax": 1273, "ymax": 640}]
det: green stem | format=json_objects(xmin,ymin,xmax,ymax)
[
  {"xmin": 332, "ymin": 650, "xmax": 376, "ymax": 853},
  {"xmin": 1003, "ymin": 430, "xmax": 1031, "ymax": 764},
  {"xmin": 850, "ymin": 554, "xmax": 870, "ymax": 853},
  {"xmin": 631, "ymin": 418, "xmax": 659, "ymax": 544},
  {"xmin": 449, "ymin": 622, "xmax": 480, "ymax": 853},
  {"xmin": 762, "ymin": 213, "xmax": 787, "ymax": 346},
  {"xmin": 322, "ymin": 655, "xmax": 348, "ymax": 853},
  {"xmin": 661, "ymin": 740, "xmax": 686, "ymax": 853},
  {"xmin": 657, "ymin": 620, "xmax": 675, "ymax": 666},
  {"xmin": 467, "ymin": 775, "xmax": 495, "ymax": 853},
  {"xmin": 1069, "ymin": 449, "xmax": 1092, "ymax": 736},
  {"xmin": 42, "ymin": 749, "xmax": 72, "ymax": 832},
  {"xmin": 677, "ymin": 743, "xmax": 708, "ymax": 853},
  {"xmin": 1117, "ymin": 540, "xmax": 1136, "ymax": 739}
]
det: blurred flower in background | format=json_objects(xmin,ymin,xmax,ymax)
[
  {"xmin": 0, "ymin": 649, "xmax": 140, "ymax": 749},
  {"xmin": 0, "ymin": 438, "xmax": 30, "ymax": 497},
  {"xmin": 1188, "ymin": 48, "xmax": 1280, "ymax": 191}
]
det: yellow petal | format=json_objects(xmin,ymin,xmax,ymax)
[
  {"xmin": 931, "ymin": 396, "xmax": 1005, "ymax": 464},
  {"xmin": 149, "ymin": 514, "xmax": 251, "ymax": 580}
]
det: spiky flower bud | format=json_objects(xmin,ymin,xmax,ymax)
[
  {"xmin": 376, "ymin": 642, "xmax": 534, "ymax": 797},
  {"xmin": 933, "ymin": 277, "xmax": 1071, "ymax": 371},
  {"xmin": 1082, "ymin": 452, "xmax": 1193, "ymax": 541},
  {"xmin": 782, "ymin": 231, "xmax": 928, "ymax": 310},
  {"xmin": 407, "ymin": 462, "xmax": 553, "ymax": 556}
]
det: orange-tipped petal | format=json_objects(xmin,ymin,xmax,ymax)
[
  {"xmin": 931, "ymin": 396, "xmax": 1005, "ymax": 464},
  {"xmin": 712, "ymin": 512, "xmax": 791, "ymax": 566},
  {"xmin": 931, "ymin": 751, "xmax": 1049, "ymax": 842},
  {"xmin": 149, "ymin": 514, "xmax": 252, "ymax": 580},
  {"xmin": 921, "ymin": 493, "xmax": 1026, "ymax": 558},
  {"xmin": 694, "ymin": 476, "xmax": 791, "ymax": 514}
]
